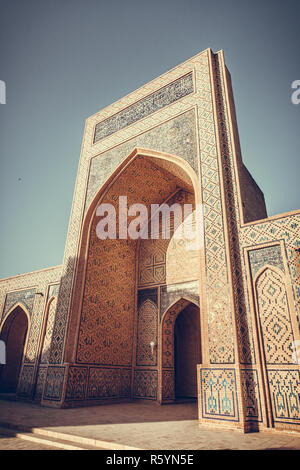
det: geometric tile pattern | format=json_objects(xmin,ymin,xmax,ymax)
[
  {"xmin": 17, "ymin": 364, "xmax": 34, "ymax": 398},
  {"xmin": 138, "ymin": 189, "xmax": 199, "ymax": 288},
  {"xmin": 137, "ymin": 288, "xmax": 158, "ymax": 309},
  {"xmin": 43, "ymin": 366, "xmax": 66, "ymax": 401},
  {"xmin": 133, "ymin": 370, "xmax": 158, "ymax": 399},
  {"xmin": 86, "ymin": 110, "xmax": 199, "ymax": 215},
  {"xmin": 60, "ymin": 366, "xmax": 132, "ymax": 401},
  {"xmin": 162, "ymin": 370, "xmax": 175, "ymax": 401},
  {"xmin": 47, "ymin": 54, "xmax": 204, "ymax": 366},
  {"xmin": 200, "ymin": 368, "xmax": 239, "ymax": 421},
  {"xmin": 47, "ymin": 283, "xmax": 60, "ymax": 299},
  {"xmin": 249, "ymin": 245, "xmax": 285, "ymax": 278},
  {"xmin": 138, "ymin": 238, "xmax": 168, "ymax": 287},
  {"xmin": 49, "ymin": 106, "xmax": 200, "ymax": 366},
  {"xmin": 218, "ymin": 50, "xmax": 264, "ymax": 368},
  {"xmin": 214, "ymin": 54, "xmax": 254, "ymax": 363},
  {"xmin": 212, "ymin": 53, "xmax": 255, "ymax": 366},
  {"xmin": 87, "ymin": 367, "xmax": 131, "ymax": 400},
  {"xmin": 211, "ymin": 53, "xmax": 300, "ymax": 415},
  {"xmin": 94, "ymin": 73, "xmax": 194, "ymax": 143},
  {"xmin": 197, "ymin": 53, "xmax": 235, "ymax": 364},
  {"xmin": 88, "ymin": 368, "xmax": 119, "ymax": 398},
  {"xmin": 160, "ymin": 298, "xmax": 197, "ymax": 403},
  {"xmin": 23, "ymin": 293, "xmax": 45, "ymax": 365},
  {"xmin": 40, "ymin": 297, "xmax": 57, "ymax": 364},
  {"xmin": 0, "ymin": 267, "xmax": 62, "ymax": 374},
  {"xmin": 241, "ymin": 369, "xmax": 262, "ymax": 422},
  {"xmin": 161, "ymin": 298, "xmax": 190, "ymax": 369},
  {"xmin": 33, "ymin": 365, "xmax": 47, "ymax": 402},
  {"xmin": 69, "ymin": 156, "xmax": 201, "ymax": 403},
  {"xmin": 49, "ymin": 259, "xmax": 74, "ymax": 364},
  {"xmin": 209, "ymin": 52, "xmax": 300, "ymax": 430},
  {"xmin": 240, "ymin": 220, "xmax": 300, "ymax": 368},
  {"xmin": 215, "ymin": 49, "xmax": 300, "ymax": 380},
  {"xmin": 76, "ymin": 156, "xmax": 184, "ymax": 367},
  {"xmin": 268, "ymin": 370, "xmax": 300, "ymax": 423},
  {"xmin": 75, "ymin": 235, "xmax": 136, "ymax": 366},
  {"xmin": 242, "ymin": 215, "xmax": 300, "ymax": 333},
  {"xmin": 2, "ymin": 288, "xmax": 36, "ymax": 321},
  {"xmin": 256, "ymin": 268, "xmax": 295, "ymax": 365},
  {"xmin": 65, "ymin": 366, "xmax": 88, "ymax": 401},
  {"xmin": 136, "ymin": 299, "xmax": 158, "ymax": 366},
  {"xmin": 0, "ymin": 46, "xmax": 298, "ymax": 436},
  {"xmin": 160, "ymin": 280, "xmax": 199, "ymax": 319}
]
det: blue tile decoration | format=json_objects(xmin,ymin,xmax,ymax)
[{"xmin": 94, "ymin": 73, "xmax": 194, "ymax": 143}]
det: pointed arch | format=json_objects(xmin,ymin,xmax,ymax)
[
  {"xmin": 252, "ymin": 264, "xmax": 300, "ymax": 427},
  {"xmin": 254, "ymin": 266, "xmax": 295, "ymax": 366},
  {"xmin": 160, "ymin": 295, "xmax": 200, "ymax": 325},
  {"xmin": 0, "ymin": 303, "xmax": 30, "ymax": 393},
  {"xmin": 84, "ymin": 148, "xmax": 201, "ymax": 224},
  {"xmin": 160, "ymin": 296, "xmax": 200, "ymax": 369},
  {"xmin": 64, "ymin": 147, "xmax": 203, "ymax": 364},
  {"xmin": 0, "ymin": 302, "xmax": 31, "ymax": 336},
  {"xmin": 253, "ymin": 264, "xmax": 285, "ymax": 285},
  {"xmin": 160, "ymin": 296, "xmax": 201, "ymax": 402}
]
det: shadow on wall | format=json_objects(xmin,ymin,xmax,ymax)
[
  {"xmin": 31, "ymin": 256, "xmax": 78, "ymax": 401},
  {"xmin": 0, "ymin": 306, "xmax": 28, "ymax": 393}
]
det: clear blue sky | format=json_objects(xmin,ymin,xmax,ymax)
[{"xmin": 0, "ymin": 0, "xmax": 299, "ymax": 278}]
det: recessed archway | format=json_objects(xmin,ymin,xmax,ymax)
[
  {"xmin": 253, "ymin": 265, "xmax": 300, "ymax": 428},
  {"xmin": 0, "ymin": 305, "xmax": 29, "ymax": 393},
  {"xmin": 174, "ymin": 302, "xmax": 201, "ymax": 399},
  {"xmin": 160, "ymin": 297, "xmax": 201, "ymax": 403},
  {"xmin": 63, "ymin": 148, "xmax": 204, "ymax": 405}
]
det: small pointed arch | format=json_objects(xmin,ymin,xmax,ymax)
[
  {"xmin": 161, "ymin": 295, "xmax": 199, "ymax": 324},
  {"xmin": 253, "ymin": 264, "xmax": 296, "ymax": 365},
  {"xmin": 0, "ymin": 302, "xmax": 31, "ymax": 337},
  {"xmin": 80, "ymin": 147, "xmax": 201, "ymax": 255},
  {"xmin": 253, "ymin": 264, "xmax": 285, "ymax": 286},
  {"xmin": 160, "ymin": 296, "xmax": 200, "ymax": 369},
  {"xmin": 160, "ymin": 296, "xmax": 201, "ymax": 401},
  {"xmin": 0, "ymin": 303, "xmax": 30, "ymax": 393},
  {"xmin": 84, "ymin": 147, "xmax": 201, "ymax": 227}
]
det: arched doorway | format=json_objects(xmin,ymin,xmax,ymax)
[
  {"xmin": 0, "ymin": 305, "xmax": 29, "ymax": 393},
  {"xmin": 174, "ymin": 303, "xmax": 201, "ymax": 399},
  {"xmin": 160, "ymin": 298, "xmax": 201, "ymax": 403}
]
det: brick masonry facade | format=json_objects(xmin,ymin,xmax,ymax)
[{"xmin": 0, "ymin": 49, "xmax": 299, "ymax": 433}]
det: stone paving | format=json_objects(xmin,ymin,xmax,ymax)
[
  {"xmin": 0, "ymin": 399, "xmax": 300, "ymax": 450},
  {"xmin": 0, "ymin": 429, "xmax": 62, "ymax": 450}
]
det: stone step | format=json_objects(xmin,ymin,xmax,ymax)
[
  {"xmin": 0, "ymin": 425, "xmax": 103, "ymax": 450},
  {"xmin": 0, "ymin": 421, "xmax": 142, "ymax": 450}
]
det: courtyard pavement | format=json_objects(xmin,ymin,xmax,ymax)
[{"xmin": 0, "ymin": 398, "xmax": 300, "ymax": 450}]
